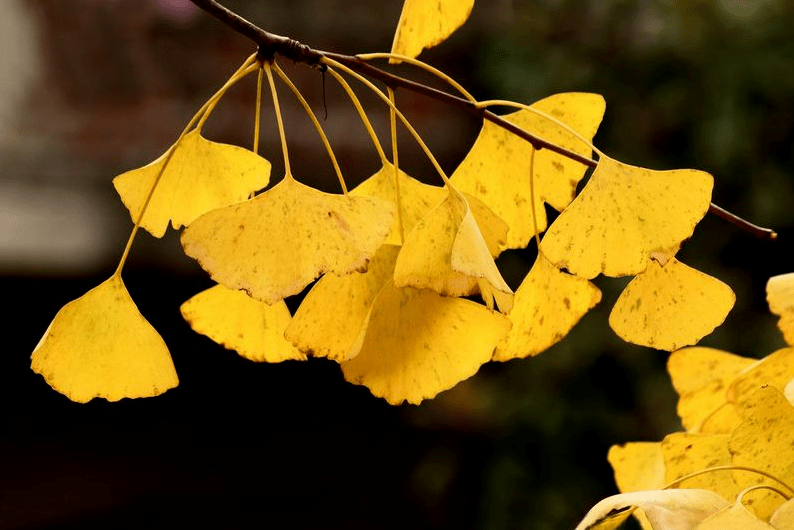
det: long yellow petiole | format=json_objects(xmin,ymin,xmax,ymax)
[
  {"xmin": 357, "ymin": 52, "xmax": 476, "ymax": 103},
  {"xmin": 388, "ymin": 87, "xmax": 405, "ymax": 245},
  {"xmin": 475, "ymin": 98, "xmax": 603, "ymax": 157},
  {"xmin": 263, "ymin": 62, "xmax": 292, "ymax": 179},
  {"xmin": 113, "ymin": 54, "xmax": 258, "ymax": 277},
  {"xmin": 737, "ymin": 484, "xmax": 791, "ymax": 502},
  {"xmin": 326, "ymin": 67, "xmax": 389, "ymax": 169},
  {"xmin": 528, "ymin": 146, "xmax": 540, "ymax": 249},
  {"xmin": 321, "ymin": 57, "xmax": 452, "ymax": 188},
  {"xmin": 253, "ymin": 65, "xmax": 263, "ymax": 155},
  {"xmin": 663, "ymin": 465, "xmax": 794, "ymax": 495},
  {"xmin": 272, "ymin": 62, "xmax": 348, "ymax": 194}
]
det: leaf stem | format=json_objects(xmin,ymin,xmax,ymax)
[
  {"xmin": 323, "ymin": 57, "xmax": 452, "ymax": 188},
  {"xmin": 253, "ymin": 65, "xmax": 263, "ymax": 155},
  {"xmin": 272, "ymin": 62, "xmax": 347, "ymax": 193},
  {"xmin": 528, "ymin": 146, "xmax": 540, "ymax": 249},
  {"xmin": 325, "ymin": 67, "xmax": 388, "ymax": 167},
  {"xmin": 476, "ymin": 98, "xmax": 603, "ymax": 157},
  {"xmin": 113, "ymin": 54, "xmax": 257, "ymax": 277},
  {"xmin": 737, "ymin": 484, "xmax": 791, "ymax": 503},
  {"xmin": 663, "ymin": 465, "xmax": 794, "ymax": 495},
  {"xmin": 388, "ymin": 87, "xmax": 405, "ymax": 244},
  {"xmin": 263, "ymin": 62, "xmax": 292, "ymax": 179},
  {"xmin": 196, "ymin": 62, "xmax": 259, "ymax": 131},
  {"xmin": 357, "ymin": 52, "xmax": 476, "ymax": 102},
  {"xmin": 187, "ymin": 0, "xmax": 778, "ymax": 241}
]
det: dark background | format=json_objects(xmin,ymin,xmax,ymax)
[{"xmin": 2, "ymin": 1, "xmax": 793, "ymax": 528}]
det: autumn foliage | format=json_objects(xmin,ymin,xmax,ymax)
[{"xmin": 27, "ymin": 1, "xmax": 791, "ymax": 527}]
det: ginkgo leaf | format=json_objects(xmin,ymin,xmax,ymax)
[
  {"xmin": 30, "ymin": 275, "xmax": 178, "ymax": 403},
  {"xmin": 541, "ymin": 154, "xmax": 713, "ymax": 279},
  {"xmin": 693, "ymin": 501, "xmax": 775, "ymax": 529},
  {"xmin": 770, "ymin": 499, "xmax": 794, "ymax": 529},
  {"xmin": 699, "ymin": 403, "xmax": 744, "ymax": 435},
  {"xmin": 393, "ymin": 187, "xmax": 513, "ymax": 311},
  {"xmin": 340, "ymin": 280, "xmax": 511, "ymax": 405},
  {"xmin": 451, "ymin": 93, "xmax": 605, "ymax": 249},
  {"xmin": 608, "ymin": 442, "xmax": 666, "ymax": 530},
  {"xmin": 351, "ymin": 162, "xmax": 507, "ymax": 256},
  {"xmin": 608, "ymin": 442, "xmax": 666, "ymax": 494},
  {"xmin": 667, "ymin": 347, "xmax": 756, "ymax": 432},
  {"xmin": 113, "ymin": 129, "xmax": 271, "ymax": 238},
  {"xmin": 180, "ymin": 284, "xmax": 305, "ymax": 363},
  {"xmin": 661, "ymin": 432, "xmax": 737, "ymax": 502},
  {"xmin": 728, "ymin": 386, "xmax": 794, "ymax": 520},
  {"xmin": 574, "ymin": 489, "xmax": 730, "ymax": 530},
  {"xmin": 180, "ymin": 175, "xmax": 394, "ymax": 304},
  {"xmin": 285, "ymin": 245, "xmax": 400, "ymax": 361},
  {"xmin": 767, "ymin": 273, "xmax": 794, "ymax": 346},
  {"xmin": 493, "ymin": 255, "xmax": 601, "ymax": 360},
  {"xmin": 390, "ymin": 0, "xmax": 474, "ymax": 60},
  {"xmin": 609, "ymin": 258, "xmax": 735, "ymax": 351},
  {"xmin": 727, "ymin": 347, "xmax": 794, "ymax": 406}
]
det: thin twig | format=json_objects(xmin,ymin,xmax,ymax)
[{"xmin": 187, "ymin": 0, "xmax": 778, "ymax": 241}]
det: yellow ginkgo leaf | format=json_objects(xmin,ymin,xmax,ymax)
[
  {"xmin": 608, "ymin": 442, "xmax": 666, "ymax": 494},
  {"xmin": 541, "ymin": 155, "xmax": 713, "ymax": 279},
  {"xmin": 351, "ymin": 162, "xmax": 507, "ymax": 256},
  {"xmin": 467, "ymin": 192, "xmax": 510, "ymax": 257},
  {"xmin": 351, "ymin": 162, "xmax": 444, "ymax": 246},
  {"xmin": 728, "ymin": 386, "xmax": 794, "ymax": 520},
  {"xmin": 113, "ymin": 129, "xmax": 271, "ymax": 238},
  {"xmin": 767, "ymin": 273, "xmax": 794, "ymax": 346},
  {"xmin": 667, "ymin": 347, "xmax": 756, "ymax": 433},
  {"xmin": 607, "ymin": 441, "xmax": 666, "ymax": 530},
  {"xmin": 451, "ymin": 93, "xmax": 605, "ymax": 249},
  {"xmin": 693, "ymin": 501, "xmax": 775, "ymax": 529},
  {"xmin": 31, "ymin": 275, "xmax": 178, "ymax": 403},
  {"xmin": 393, "ymin": 187, "xmax": 513, "ymax": 311},
  {"xmin": 574, "ymin": 489, "xmax": 730, "ymax": 530},
  {"xmin": 661, "ymin": 432, "xmax": 737, "ymax": 501},
  {"xmin": 285, "ymin": 245, "xmax": 401, "ymax": 361},
  {"xmin": 390, "ymin": 0, "xmax": 474, "ymax": 60},
  {"xmin": 770, "ymin": 498, "xmax": 794, "ymax": 529},
  {"xmin": 180, "ymin": 175, "xmax": 394, "ymax": 304},
  {"xmin": 727, "ymin": 347, "xmax": 794, "ymax": 406},
  {"xmin": 180, "ymin": 284, "xmax": 305, "ymax": 363},
  {"xmin": 493, "ymin": 255, "xmax": 601, "ymax": 360},
  {"xmin": 699, "ymin": 403, "xmax": 744, "ymax": 435},
  {"xmin": 609, "ymin": 258, "xmax": 735, "ymax": 351},
  {"xmin": 340, "ymin": 280, "xmax": 511, "ymax": 405}
]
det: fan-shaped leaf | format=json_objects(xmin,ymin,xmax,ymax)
[
  {"xmin": 31, "ymin": 276, "xmax": 178, "ymax": 403},
  {"xmin": 393, "ymin": 188, "xmax": 512, "ymax": 311},
  {"xmin": 541, "ymin": 155, "xmax": 713, "ymax": 279},
  {"xmin": 286, "ymin": 245, "xmax": 400, "ymax": 361},
  {"xmin": 113, "ymin": 129, "xmax": 270, "ymax": 237},
  {"xmin": 180, "ymin": 284, "xmax": 305, "ymax": 363},
  {"xmin": 390, "ymin": 0, "xmax": 474, "ymax": 60},
  {"xmin": 181, "ymin": 176, "xmax": 394, "ymax": 304},
  {"xmin": 451, "ymin": 93, "xmax": 605, "ymax": 249},
  {"xmin": 494, "ymin": 255, "xmax": 601, "ymax": 360},
  {"xmin": 767, "ymin": 273, "xmax": 794, "ymax": 346},
  {"xmin": 667, "ymin": 347, "xmax": 756, "ymax": 433},
  {"xmin": 340, "ymin": 281, "xmax": 510, "ymax": 405},
  {"xmin": 609, "ymin": 258, "xmax": 734, "ymax": 351}
]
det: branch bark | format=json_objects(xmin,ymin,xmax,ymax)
[{"xmin": 188, "ymin": 0, "xmax": 777, "ymax": 241}]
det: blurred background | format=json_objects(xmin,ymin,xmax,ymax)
[{"xmin": 2, "ymin": 0, "xmax": 793, "ymax": 528}]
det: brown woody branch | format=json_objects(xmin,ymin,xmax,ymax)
[{"xmin": 188, "ymin": 0, "xmax": 777, "ymax": 241}]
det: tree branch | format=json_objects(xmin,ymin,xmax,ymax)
[{"xmin": 188, "ymin": 0, "xmax": 777, "ymax": 241}]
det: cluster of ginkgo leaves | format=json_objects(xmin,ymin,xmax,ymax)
[
  {"xmin": 576, "ymin": 272, "xmax": 794, "ymax": 529},
  {"xmin": 31, "ymin": 0, "xmax": 735, "ymax": 404}
]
